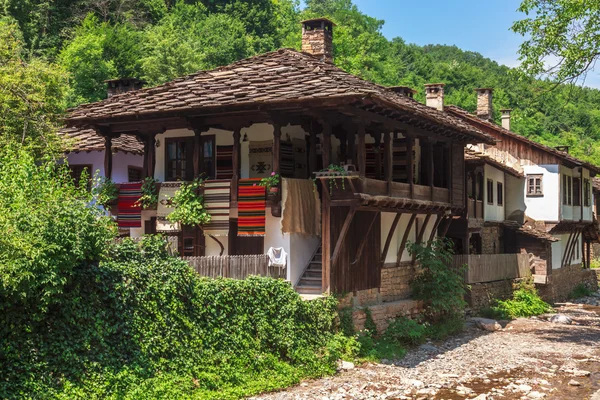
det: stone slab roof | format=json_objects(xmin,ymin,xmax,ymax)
[
  {"xmin": 59, "ymin": 127, "xmax": 144, "ymax": 155},
  {"xmin": 65, "ymin": 49, "xmax": 494, "ymax": 144},
  {"xmin": 464, "ymin": 148, "xmax": 524, "ymax": 178},
  {"xmin": 486, "ymin": 220, "xmax": 559, "ymax": 242},
  {"xmin": 446, "ymin": 105, "xmax": 600, "ymax": 174}
]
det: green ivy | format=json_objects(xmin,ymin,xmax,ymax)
[
  {"xmin": 167, "ymin": 178, "xmax": 211, "ymax": 227},
  {"xmin": 93, "ymin": 175, "xmax": 119, "ymax": 207},
  {"xmin": 136, "ymin": 177, "xmax": 159, "ymax": 209}
]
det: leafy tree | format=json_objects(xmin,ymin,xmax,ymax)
[
  {"xmin": 140, "ymin": 2, "xmax": 250, "ymax": 85},
  {"xmin": 58, "ymin": 13, "xmax": 143, "ymax": 106},
  {"xmin": 0, "ymin": 18, "xmax": 68, "ymax": 156},
  {"xmin": 512, "ymin": 0, "xmax": 600, "ymax": 85}
]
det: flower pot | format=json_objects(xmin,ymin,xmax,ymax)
[{"xmin": 269, "ymin": 187, "xmax": 279, "ymax": 194}]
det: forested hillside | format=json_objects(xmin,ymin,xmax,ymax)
[{"xmin": 4, "ymin": 0, "xmax": 600, "ymax": 165}]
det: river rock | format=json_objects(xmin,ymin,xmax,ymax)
[
  {"xmin": 471, "ymin": 318, "xmax": 502, "ymax": 331},
  {"xmin": 568, "ymin": 380, "xmax": 581, "ymax": 386},
  {"xmin": 550, "ymin": 314, "xmax": 573, "ymax": 324}
]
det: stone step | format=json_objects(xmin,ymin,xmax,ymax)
[
  {"xmin": 296, "ymin": 285, "xmax": 322, "ymax": 295},
  {"xmin": 299, "ymin": 276, "xmax": 321, "ymax": 283},
  {"xmin": 303, "ymin": 270, "xmax": 322, "ymax": 278}
]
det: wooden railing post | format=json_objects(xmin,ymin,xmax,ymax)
[
  {"xmin": 231, "ymin": 128, "xmax": 241, "ymax": 203},
  {"xmin": 357, "ymin": 125, "xmax": 366, "ymax": 178}
]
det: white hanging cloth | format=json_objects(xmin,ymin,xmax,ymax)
[{"xmin": 267, "ymin": 247, "xmax": 288, "ymax": 268}]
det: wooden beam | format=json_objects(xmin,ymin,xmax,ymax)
[
  {"xmin": 231, "ymin": 128, "xmax": 241, "ymax": 203},
  {"xmin": 587, "ymin": 239, "xmax": 592, "ymax": 269},
  {"xmin": 566, "ymin": 231, "xmax": 581, "ymax": 266},
  {"xmin": 561, "ymin": 232, "xmax": 575, "ymax": 267},
  {"xmin": 397, "ymin": 214, "xmax": 417, "ymax": 265},
  {"xmin": 407, "ymin": 135, "xmax": 414, "ymax": 198},
  {"xmin": 309, "ymin": 121, "xmax": 318, "ymax": 174},
  {"xmin": 104, "ymin": 135, "xmax": 113, "ymax": 180},
  {"xmin": 352, "ymin": 211, "xmax": 380, "ymax": 264},
  {"xmin": 193, "ymin": 129, "xmax": 201, "ymax": 177},
  {"xmin": 384, "ymin": 132, "xmax": 392, "ymax": 195},
  {"xmin": 412, "ymin": 213, "xmax": 432, "ymax": 265},
  {"xmin": 347, "ymin": 129, "xmax": 356, "ymax": 166},
  {"xmin": 146, "ymin": 133, "xmax": 156, "ymax": 179},
  {"xmin": 380, "ymin": 213, "xmax": 401, "ymax": 264},
  {"xmin": 330, "ymin": 207, "xmax": 357, "ymax": 267},
  {"xmin": 426, "ymin": 140, "xmax": 434, "ymax": 200},
  {"xmin": 427, "ymin": 214, "xmax": 444, "ymax": 245},
  {"xmin": 272, "ymin": 123, "xmax": 282, "ymax": 175},
  {"xmin": 322, "ymin": 122, "xmax": 332, "ymax": 168},
  {"xmin": 373, "ymin": 132, "xmax": 382, "ymax": 180},
  {"xmin": 357, "ymin": 125, "xmax": 366, "ymax": 178},
  {"xmin": 321, "ymin": 187, "xmax": 331, "ymax": 294},
  {"xmin": 439, "ymin": 216, "xmax": 452, "ymax": 238}
]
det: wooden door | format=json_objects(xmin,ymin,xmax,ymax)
[
  {"xmin": 179, "ymin": 225, "xmax": 205, "ymax": 257},
  {"xmin": 228, "ymin": 219, "xmax": 264, "ymax": 255}
]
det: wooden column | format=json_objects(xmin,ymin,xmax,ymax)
[
  {"xmin": 406, "ymin": 135, "xmax": 414, "ymax": 198},
  {"xmin": 146, "ymin": 133, "xmax": 156, "ymax": 179},
  {"xmin": 383, "ymin": 132, "xmax": 392, "ymax": 195},
  {"xmin": 272, "ymin": 123, "xmax": 281, "ymax": 174},
  {"xmin": 193, "ymin": 129, "xmax": 202, "ymax": 178},
  {"xmin": 321, "ymin": 190, "xmax": 331, "ymax": 294},
  {"xmin": 141, "ymin": 134, "xmax": 149, "ymax": 179},
  {"xmin": 357, "ymin": 125, "xmax": 366, "ymax": 178},
  {"xmin": 427, "ymin": 140, "xmax": 434, "ymax": 200},
  {"xmin": 104, "ymin": 135, "xmax": 113, "ymax": 180},
  {"xmin": 309, "ymin": 122, "xmax": 317, "ymax": 173},
  {"xmin": 322, "ymin": 123, "xmax": 332, "ymax": 168},
  {"xmin": 347, "ymin": 130, "xmax": 356, "ymax": 166},
  {"xmin": 231, "ymin": 128, "xmax": 241, "ymax": 203},
  {"xmin": 373, "ymin": 132, "xmax": 382, "ymax": 180},
  {"xmin": 587, "ymin": 239, "xmax": 592, "ymax": 269}
]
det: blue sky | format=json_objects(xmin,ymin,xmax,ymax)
[{"xmin": 352, "ymin": 0, "xmax": 524, "ymax": 67}]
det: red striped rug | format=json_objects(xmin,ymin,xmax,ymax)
[
  {"xmin": 238, "ymin": 178, "xmax": 266, "ymax": 236},
  {"xmin": 118, "ymin": 182, "xmax": 142, "ymax": 228}
]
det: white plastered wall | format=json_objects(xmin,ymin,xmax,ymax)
[
  {"xmin": 380, "ymin": 212, "xmax": 439, "ymax": 263},
  {"xmin": 552, "ymin": 233, "xmax": 582, "ymax": 269},
  {"xmin": 483, "ymin": 164, "xmax": 505, "ymax": 222},
  {"xmin": 522, "ymin": 164, "xmax": 560, "ymax": 222},
  {"xmin": 66, "ymin": 150, "xmax": 144, "ymax": 184},
  {"xmin": 560, "ymin": 165, "xmax": 574, "ymax": 221},
  {"xmin": 505, "ymin": 174, "xmax": 526, "ymax": 221}
]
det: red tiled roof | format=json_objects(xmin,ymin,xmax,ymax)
[
  {"xmin": 65, "ymin": 49, "xmax": 494, "ymax": 145},
  {"xmin": 446, "ymin": 105, "xmax": 600, "ymax": 174},
  {"xmin": 59, "ymin": 127, "xmax": 144, "ymax": 155}
]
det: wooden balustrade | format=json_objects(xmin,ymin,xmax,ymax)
[{"xmin": 183, "ymin": 254, "xmax": 286, "ymax": 279}]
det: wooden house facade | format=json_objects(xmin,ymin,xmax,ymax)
[{"xmin": 62, "ymin": 19, "xmax": 494, "ymax": 296}]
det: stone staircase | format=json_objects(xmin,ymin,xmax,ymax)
[{"xmin": 295, "ymin": 247, "xmax": 323, "ymax": 295}]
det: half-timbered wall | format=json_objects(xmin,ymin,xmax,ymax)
[{"xmin": 330, "ymin": 208, "xmax": 381, "ymax": 293}]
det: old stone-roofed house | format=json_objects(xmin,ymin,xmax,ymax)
[
  {"xmin": 63, "ymin": 18, "xmax": 496, "ymax": 325},
  {"xmin": 438, "ymin": 85, "xmax": 600, "ymax": 301}
]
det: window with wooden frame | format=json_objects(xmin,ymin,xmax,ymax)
[
  {"xmin": 128, "ymin": 166, "xmax": 144, "ymax": 182},
  {"xmin": 584, "ymin": 178, "xmax": 591, "ymax": 207},
  {"xmin": 166, "ymin": 137, "xmax": 194, "ymax": 181},
  {"xmin": 526, "ymin": 174, "xmax": 543, "ymax": 196},
  {"xmin": 69, "ymin": 164, "xmax": 92, "ymax": 190},
  {"xmin": 573, "ymin": 177, "xmax": 581, "ymax": 206},
  {"xmin": 486, "ymin": 179, "xmax": 494, "ymax": 205},
  {"xmin": 497, "ymin": 182, "xmax": 503, "ymax": 206},
  {"xmin": 199, "ymin": 135, "xmax": 216, "ymax": 179},
  {"xmin": 562, "ymin": 174, "xmax": 572, "ymax": 205}
]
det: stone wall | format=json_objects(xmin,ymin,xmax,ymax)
[
  {"xmin": 338, "ymin": 262, "xmax": 424, "ymax": 334},
  {"xmin": 537, "ymin": 264, "xmax": 598, "ymax": 302},
  {"xmin": 481, "ymin": 226, "xmax": 502, "ymax": 254},
  {"xmin": 467, "ymin": 279, "xmax": 521, "ymax": 312}
]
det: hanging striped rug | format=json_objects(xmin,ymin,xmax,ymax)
[
  {"xmin": 216, "ymin": 145, "xmax": 234, "ymax": 179},
  {"xmin": 202, "ymin": 179, "xmax": 231, "ymax": 236},
  {"xmin": 118, "ymin": 182, "xmax": 142, "ymax": 228},
  {"xmin": 238, "ymin": 178, "xmax": 266, "ymax": 237}
]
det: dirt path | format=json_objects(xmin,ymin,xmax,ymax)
[{"xmin": 254, "ymin": 293, "xmax": 600, "ymax": 400}]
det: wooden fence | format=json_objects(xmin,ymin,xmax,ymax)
[
  {"xmin": 183, "ymin": 255, "xmax": 286, "ymax": 280},
  {"xmin": 451, "ymin": 253, "xmax": 531, "ymax": 284}
]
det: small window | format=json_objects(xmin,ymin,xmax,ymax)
[
  {"xmin": 584, "ymin": 179, "xmax": 591, "ymax": 207},
  {"xmin": 526, "ymin": 174, "xmax": 543, "ymax": 196},
  {"xmin": 563, "ymin": 175, "xmax": 572, "ymax": 205},
  {"xmin": 128, "ymin": 166, "xmax": 143, "ymax": 182},
  {"xmin": 573, "ymin": 178, "xmax": 581, "ymax": 206},
  {"xmin": 487, "ymin": 179, "xmax": 494, "ymax": 205},
  {"xmin": 497, "ymin": 182, "xmax": 503, "ymax": 206}
]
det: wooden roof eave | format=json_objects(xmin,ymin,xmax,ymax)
[{"xmin": 354, "ymin": 193, "xmax": 457, "ymax": 214}]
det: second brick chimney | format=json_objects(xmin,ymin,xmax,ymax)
[
  {"xmin": 301, "ymin": 18, "xmax": 335, "ymax": 63},
  {"xmin": 500, "ymin": 109, "xmax": 512, "ymax": 130},
  {"xmin": 424, "ymin": 83, "xmax": 445, "ymax": 111},
  {"xmin": 475, "ymin": 88, "xmax": 493, "ymax": 121},
  {"xmin": 106, "ymin": 78, "xmax": 145, "ymax": 98}
]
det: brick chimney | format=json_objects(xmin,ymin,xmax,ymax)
[
  {"xmin": 500, "ymin": 109, "xmax": 512, "ymax": 130},
  {"xmin": 388, "ymin": 86, "xmax": 417, "ymax": 98},
  {"xmin": 106, "ymin": 78, "xmax": 145, "ymax": 98},
  {"xmin": 475, "ymin": 88, "xmax": 493, "ymax": 121},
  {"xmin": 301, "ymin": 18, "xmax": 335, "ymax": 63},
  {"xmin": 424, "ymin": 83, "xmax": 445, "ymax": 111}
]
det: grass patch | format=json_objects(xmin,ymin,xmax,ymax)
[
  {"xmin": 480, "ymin": 280, "xmax": 552, "ymax": 320},
  {"xmin": 570, "ymin": 283, "xmax": 593, "ymax": 299}
]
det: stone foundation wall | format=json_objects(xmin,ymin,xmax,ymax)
[
  {"xmin": 467, "ymin": 279, "xmax": 520, "ymax": 312},
  {"xmin": 338, "ymin": 262, "xmax": 424, "ymax": 334},
  {"xmin": 537, "ymin": 264, "xmax": 598, "ymax": 303},
  {"xmin": 481, "ymin": 226, "xmax": 502, "ymax": 254},
  {"xmin": 351, "ymin": 300, "xmax": 424, "ymax": 333}
]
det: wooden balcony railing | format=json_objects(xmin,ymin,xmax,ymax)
[
  {"xmin": 451, "ymin": 253, "xmax": 531, "ymax": 284},
  {"xmin": 468, "ymin": 198, "xmax": 484, "ymax": 219},
  {"xmin": 183, "ymin": 255, "xmax": 286, "ymax": 279}
]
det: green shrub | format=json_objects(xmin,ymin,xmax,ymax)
[
  {"xmin": 491, "ymin": 280, "xmax": 552, "ymax": 319},
  {"xmin": 363, "ymin": 307, "xmax": 378, "ymax": 337},
  {"xmin": 1, "ymin": 235, "xmax": 353, "ymax": 398},
  {"xmin": 591, "ymin": 259, "xmax": 600, "ymax": 269},
  {"xmin": 570, "ymin": 283, "xmax": 593, "ymax": 299},
  {"xmin": 382, "ymin": 317, "xmax": 427, "ymax": 345},
  {"xmin": 338, "ymin": 307, "xmax": 355, "ymax": 337},
  {"xmin": 408, "ymin": 239, "xmax": 467, "ymax": 319},
  {"xmin": 426, "ymin": 314, "xmax": 465, "ymax": 340}
]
